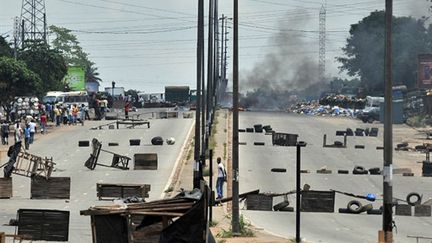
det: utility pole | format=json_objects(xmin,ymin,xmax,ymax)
[
  {"xmin": 382, "ymin": 0, "xmax": 393, "ymax": 242},
  {"xmin": 194, "ymin": 0, "xmax": 204, "ymax": 189},
  {"xmin": 232, "ymin": 0, "xmax": 240, "ymax": 235},
  {"xmin": 219, "ymin": 15, "xmax": 225, "ymax": 102},
  {"xmin": 19, "ymin": 0, "xmax": 48, "ymax": 47},
  {"xmin": 13, "ymin": 17, "xmax": 20, "ymax": 59},
  {"xmin": 213, "ymin": 0, "xmax": 219, "ymax": 109},
  {"xmin": 207, "ymin": 0, "xmax": 214, "ymax": 147},
  {"xmin": 318, "ymin": 1, "xmax": 326, "ymax": 82}
]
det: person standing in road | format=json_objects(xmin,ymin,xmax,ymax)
[
  {"xmin": 40, "ymin": 113, "xmax": 47, "ymax": 134},
  {"xmin": 28, "ymin": 119, "xmax": 36, "ymax": 144},
  {"xmin": 54, "ymin": 106, "xmax": 61, "ymax": 126},
  {"xmin": 1, "ymin": 120, "xmax": 9, "ymax": 145},
  {"xmin": 216, "ymin": 157, "xmax": 227, "ymax": 199},
  {"xmin": 124, "ymin": 100, "xmax": 130, "ymax": 119},
  {"xmin": 71, "ymin": 104, "xmax": 79, "ymax": 125},
  {"xmin": 24, "ymin": 124, "xmax": 31, "ymax": 150},
  {"xmin": 14, "ymin": 121, "xmax": 22, "ymax": 143}
]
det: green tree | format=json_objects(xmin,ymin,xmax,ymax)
[
  {"xmin": 338, "ymin": 11, "xmax": 431, "ymax": 92},
  {"xmin": 19, "ymin": 41, "xmax": 67, "ymax": 92},
  {"xmin": 0, "ymin": 36, "xmax": 12, "ymax": 57},
  {"xmin": 50, "ymin": 25, "xmax": 102, "ymax": 83},
  {"xmin": 0, "ymin": 56, "xmax": 42, "ymax": 120}
]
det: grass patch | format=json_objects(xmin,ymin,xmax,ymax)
[
  {"xmin": 209, "ymin": 220, "xmax": 218, "ymax": 227},
  {"xmin": 164, "ymin": 186, "xmax": 173, "ymax": 193},
  {"xmin": 216, "ymin": 214, "xmax": 255, "ymax": 238}
]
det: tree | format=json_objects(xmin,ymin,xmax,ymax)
[
  {"xmin": 0, "ymin": 56, "xmax": 42, "ymax": 120},
  {"xmin": 19, "ymin": 41, "xmax": 67, "ymax": 92},
  {"xmin": 50, "ymin": 25, "xmax": 102, "ymax": 83},
  {"xmin": 338, "ymin": 11, "xmax": 431, "ymax": 92},
  {"xmin": 0, "ymin": 36, "xmax": 12, "ymax": 57}
]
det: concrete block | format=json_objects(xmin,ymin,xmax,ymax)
[
  {"xmin": 78, "ymin": 140, "xmax": 89, "ymax": 147},
  {"xmin": 395, "ymin": 204, "xmax": 411, "ymax": 216},
  {"xmin": 414, "ymin": 205, "xmax": 431, "ymax": 217}
]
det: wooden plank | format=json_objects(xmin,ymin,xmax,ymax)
[
  {"xmin": 31, "ymin": 176, "xmax": 70, "ymax": 199},
  {"xmin": 0, "ymin": 177, "xmax": 12, "ymax": 198},
  {"xmin": 130, "ymin": 211, "xmax": 184, "ymax": 217},
  {"xmin": 17, "ymin": 209, "xmax": 69, "ymax": 241},
  {"xmin": 134, "ymin": 153, "xmax": 158, "ymax": 170},
  {"xmin": 246, "ymin": 194, "xmax": 273, "ymax": 211},
  {"xmin": 0, "ymin": 232, "xmax": 4, "ymax": 243},
  {"xmin": 216, "ymin": 189, "xmax": 260, "ymax": 203},
  {"xmin": 97, "ymin": 183, "xmax": 150, "ymax": 200},
  {"xmin": 301, "ymin": 190, "xmax": 335, "ymax": 213}
]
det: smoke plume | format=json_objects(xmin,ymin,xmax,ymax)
[{"xmin": 240, "ymin": 9, "xmax": 329, "ymax": 110}]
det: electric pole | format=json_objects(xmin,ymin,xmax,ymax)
[
  {"xmin": 194, "ymin": 0, "xmax": 204, "ymax": 189},
  {"xmin": 232, "ymin": 0, "xmax": 240, "ymax": 235},
  {"xmin": 319, "ymin": 1, "xmax": 326, "ymax": 82},
  {"xmin": 207, "ymin": 0, "xmax": 214, "ymax": 150},
  {"xmin": 382, "ymin": 0, "xmax": 393, "ymax": 242},
  {"xmin": 19, "ymin": 0, "xmax": 48, "ymax": 48}
]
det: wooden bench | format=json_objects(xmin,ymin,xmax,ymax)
[
  {"xmin": 85, "ymin": 138, "xmax": 130, "ymax": 170},
  {"xmin": 97, "ymin": 183, "xmax": 151, "ymax": 200}
]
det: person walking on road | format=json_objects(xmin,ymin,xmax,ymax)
[
  {"xmin": 1, "ymin": 120, "xmax": 9, "ymax": 145},
  {"xmin": 14, "ymin": 121, "xmax": 22, "ymax": 143},
  {"xmin": 40, "ymin": 113, "xmax": 47, "ymax": 134},
  {"xmin": 24, "ymin": 124, "xmax": 31, "ymax": 150},
  {"xmin": 216, "ymin": 157, "xmax": 227, "ymax": 199},
  {"xmin": 124, "ymin": 100, "xmax": 130, "ymax": 119},
  {"xmin": 28, "ymin": 120, "xmax": 36, "ymax": 144}
]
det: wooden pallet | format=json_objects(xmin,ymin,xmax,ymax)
[
  {"xmin": 0, "ymin": 177, "xmax": 12, "ymax": 198},
  {"xmin": 134, "ymin": 153, "xmax": 158, "ymax": 170},
  {"xmin": 97, "ymin": 183, "xmax": 150, "ymax": 200},
  {"xmin": 30, "ymin": 176, "xmax": 70, "ymax": 199}
]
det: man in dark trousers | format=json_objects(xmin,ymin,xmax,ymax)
[
  {"xmin": 216, "ymin": 157, "xmax": 227, "ymax": 199},
  {"xmin": 124, "ymin": 100, "xmax": 130, "ymax": 119}
]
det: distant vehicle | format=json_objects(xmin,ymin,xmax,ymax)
[
  {"xmin": 357, "ymin": 96, "xmax": 384, "ymax": 123},
  {"xmin": 42, "ymin": 91, "xmax": 65, "ymax": 104},
  {"xmin": 62, "ymin": 91, "xmax": 89, "ymax": 108},
  {"xmin": 165, "ymin": 86, "xmax": 190, "ymax": 104}
]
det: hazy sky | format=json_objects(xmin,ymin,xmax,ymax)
[{"xmin": 0, "ymin": 0, "xmax": 429, "ymax": 93}]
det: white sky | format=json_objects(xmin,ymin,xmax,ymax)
[{"xmin": 0, "ymin": 0, "xmax": 429, "ymax": 93}]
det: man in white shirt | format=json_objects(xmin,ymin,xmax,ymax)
[
  {"xmin": 28, "ymin": 120, "xmax": 37, "ymax": 144},
  {"xmin": 216, "ymin": 157, "xmax": 227, "ymax": 199}
]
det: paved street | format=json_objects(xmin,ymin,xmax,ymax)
[
  {"xmin": 238, "ymin": 112, "xmax": 432, "ymax": 243},
  {"xmin": 0, "ymin": 109, "xmax": 194, "ymax": 242}
]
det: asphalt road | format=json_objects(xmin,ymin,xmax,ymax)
[
  {"xmin": 238, "ymin": 112, "xmax": 432, "ymax": 243},
  {"xmin": 0, "ymin": 109, "xmax": 194, "ymax": 242}
]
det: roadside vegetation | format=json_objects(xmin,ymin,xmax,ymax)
[
  {"xmin": 216, "ymin": 214, "xmax": 255, "ymax": 238},
  {"xmin": 406, "ymin": 115, "xmax": 432, "ymax": 127}
]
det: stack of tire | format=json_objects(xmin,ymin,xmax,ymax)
[
  {"xmin": 339, "ymin": 200, "xmax": 382, "ymax": 215},
  {"xmin": 254, "ymin": 124, "xmax": 263, "ymax": 133},
  {"xmin": 263, "ymin": 125, "xmax": 273, "ymax": 133}
]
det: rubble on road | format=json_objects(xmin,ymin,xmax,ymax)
[{"xmin": 289, "ymin": 95, "xmax": 365, "ymax": 117}]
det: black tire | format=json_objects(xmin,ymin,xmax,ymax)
[
  {"xmin": 334, "ymin": 141, "xmax": 343, "ymax": 147},
  {"xmin": 338, "ymin": 208, "xmax": 351, "ymax": 214},
  {"xmin": 402, "ymin": 172, "xmax": 414, "ymax": 177},
  {"xmin": 355, "ymin": 145, "xmax": 365, "ymax": 149},
  {"xmin": 353, "ymin": 166, "xmax": 367, "ymax": 175},
  {"xmin": 246, "ymin": 128, "xmax": 254, "ymax": 133},
  {"xmin": 238, "ymin": 129, "xmax": 246, "ymax": 133},
  {"xmin": 279, "ymin": 206, "xmax": 294, "ymax": 212},
  {"xmin": 336, "ymin": 131, "xmax": 346, "ymax": 136},
  {"xmin": 364, "ymin": 128, "xmax": 370, "ymax": 136},
  {"xmin": 273, "ymin": 201, "xmax": 290, "ymax": 211},
  {"xmin": 376, "ymin": 146, "xmax": 384, "ymax": 150},
  {"xmin": 347, "ymin": 200, "xmax": 363, "ymax": 213},
  {"xmin": 78, "ymin": 140, "xmax": 90, "ymax": 147},
  {"xmin": 415, "ymin": 145, "xmax": 426, "ymax": 151},
  {"xmin": 406, "ymin": 192, "xmax": 422, "ymax": 206},
  {"xmin": 151, "ymin": 136, "xmax": 164, "ymax": 145},
  {"xmin": 108, "ymin": 142, "xmax": 119, "ymax": 146},
  {"xmin": 346, "ymin": 128, "xmax": 354, "ymax": 136},
  {"xmin": 396, "ymin": 142, "xmax": 408, "ymax": 148},
  {"xmin": 369, "ymin": 167, "xmax": 381, "ymax": 175},
  {"xmin": 129, "ymin": 139, "xmax": 141, "ymax": 146},
  {"xmin": 271, "ymin": 168, "xmax": 287, "ymax": 173},
  {"xmin": 367, "ymin": 209, "xmax": 382, "ymax": 215},
  {"xmin": 367, "ymin": 117, "xmax": 374, "ymax": 123},
  {"xmin": 338, "ymin": 169, "xmax": 349, "ymax": 174},
  {"xmin": 254, "ymin": 142, "xmax": 265, "ymax": 146}
]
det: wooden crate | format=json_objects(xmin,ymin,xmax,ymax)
[
  {"xmin": 0, "ymin": 177, "xmax": 12, "ymax": 199},
  {"xmin": 301, "ymin": 190, "xmax": 335, "ymax": 213},
  {"xmin": 30, "ymin": 176, "xmax": 70, "ymax": 199},
  {"xmin": 395, "ymin": 204, "xmax": 412, "ymax": 216},
  {"xmin": 97, "ymin": 183, "xmax": 151, "ymax": 200},
  {"xmin": 134, "ymin": 153, "xmax": 158, "ymax": 170},
  {"xmin": 17, "ymin": 209, "xmax": 69, "ymax": 241},
  {"xmin": 0, "ymin": 232, "xmax": 5, "ymax": 243},
  {"xmin": 246, "ymin": 194, "xmax": 273, "ymax": 211}
]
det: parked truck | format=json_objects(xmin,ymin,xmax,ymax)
[{"xmin": 165, "ymin": 86, "xmax": 190, "ymax": 105}]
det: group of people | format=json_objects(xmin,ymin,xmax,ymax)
[
  {"xmin": 1, "ymin": 118, "xmax": 37, "ymax": 150},
  {"xmin": 52, "ymin": 104, "xmax": 90, "ymax": 126}
]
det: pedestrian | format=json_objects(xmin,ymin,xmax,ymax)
[
  {"xmin": 24, "ymin": 124, "xmax": 31, "ymax": 150},
  {"xmin": 14, "ymin": 121, "xmax": 22, "ymax": 143},
  {"xmin": 72, "ymin": 104, "xmax": 79, "ymax": 125},
  {"xmin": 40, "ymin": 112, "xmax": 47, "ymax": 134},
  {"xmin": 216, "ymin": 157, "xmax": 227, "ymax": 199},
  {"xmin": 124, "ymin": 100, "xmax": 130, "ymax": 119},
  {"xmin": 1, "ymin": 120, "xmax": 9, "ymax": 145},
  {"xmin": 54, "ymin": 106, "xmax": 61, "ymax": 126},
  {"xmin": 28, "ymin": 119, "xmax": 36, "ymax": 144}
]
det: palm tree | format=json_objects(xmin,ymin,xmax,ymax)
[{"xmin": 86, "ymin": 64, "xmax": 102, "ymax": 83}]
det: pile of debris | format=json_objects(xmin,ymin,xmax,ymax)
[{"xmin": 289, "ymin": 95, "xmax": 366, "ymax": 117}]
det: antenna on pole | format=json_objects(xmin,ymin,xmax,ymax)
[{"xmin": 319, "ymin": 0, "xmax": 326, "ymax": 82}]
